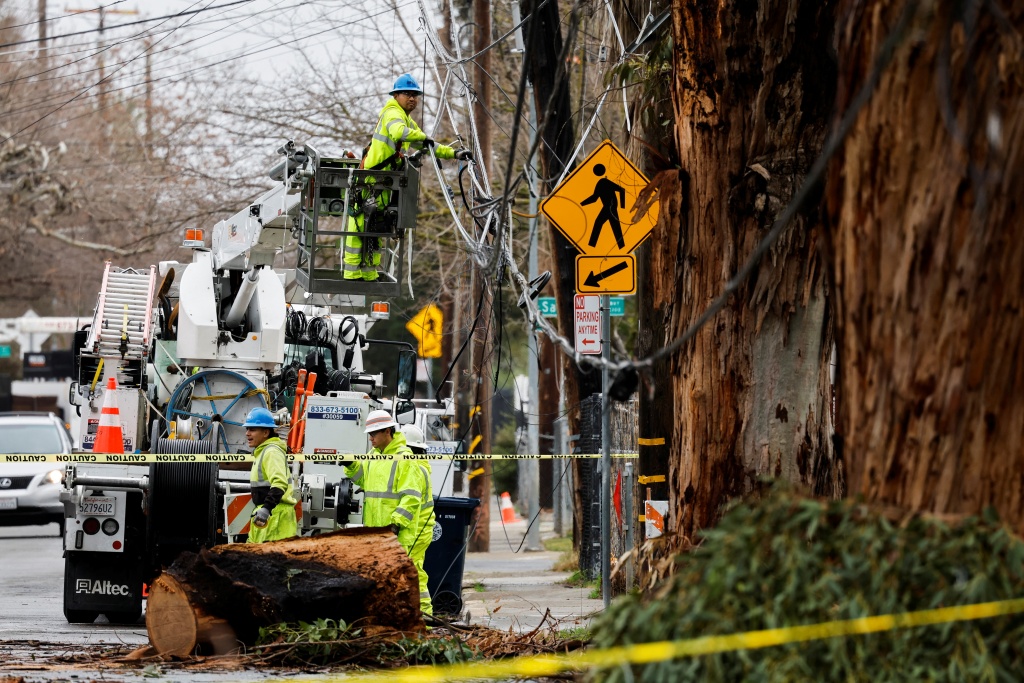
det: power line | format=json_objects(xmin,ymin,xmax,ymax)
[
  {"xmin": 0, "ymin": 0, "xmax": 126, "ymax": 32},
  {"xmin": 2, "ymin": 1, "xmax": 417, "ymax": 132},
  {"xmin": 0, "ymin": 0, "xmax": 254, "ymax": 50},
  {"xmin": 0, "ymin": 0, "xmax": 215, "ymax": 144}
]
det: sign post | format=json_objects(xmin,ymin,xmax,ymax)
[{"xmin": 543, "ymin": 141, "xmax": 661, "ymax": 610}]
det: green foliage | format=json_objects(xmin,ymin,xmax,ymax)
[
  {"xmin": 387, "ymin": 635, "xmax": 478, "ymax": 665},
  {"xmin": 474, "ymin": 581, "xmax": 487, "ymax": 592},
  {"xmin": 256, "ymin": 618, "xmax": 361, "ymax": 664},
  {"xmin": 559, "ymin": 626, "xmax": 593, "ymax": 641},
  {"xmin": 255, "ymin": 618, "xmax": 478, "ymax": 667},
  {"xmin": 565, "ymin": 570, "xmax": 599, "ymax": 590},
  {"xmin": 610, "ymin": 31, "xmax": 674, "ymax": 146},
  {"xmin": 543, "ymin": 535, "xmax": 573, "ymax": 554},
  {"xmin": 589, "ymin": 492, "xmax": 1024, "ymax": 682}
]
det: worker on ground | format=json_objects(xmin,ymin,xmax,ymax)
[
  {"xmin": 244, "ymin": 407, "xmax": 297, "ymax": 543},
  {"xmin": 346, "ymin": 410, "xmax": 437, "ymax": 615},
  {"xmin": 343, "ymin": 73, "xmax": 474, "ymax": 281},
  {"xmin": 399, "ymin": 423, "xmax": 437, "ymax": 613}
]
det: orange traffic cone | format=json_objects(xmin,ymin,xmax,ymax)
[
  {"xmin": 92, "ymin": 377, "xmax": 125, "ymax": 454},
  {"xmin": 499, "ymin": 492, "xmax": 519, "ymax": 523}
]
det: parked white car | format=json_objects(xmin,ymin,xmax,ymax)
[{"xmin": 0, "ymin": 413, "xmax": 74, "ymax": 531}]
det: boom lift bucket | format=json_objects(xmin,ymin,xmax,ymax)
[{"xmin": 293, "ymin": 144, "xmax": 419, "ymax": 298}]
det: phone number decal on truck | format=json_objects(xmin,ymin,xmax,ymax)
[{"xmin": 307, "ymin": 406, "xmax": 360, "ymax": 421}]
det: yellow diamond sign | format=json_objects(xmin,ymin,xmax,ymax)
[
  {"xmin": 541, "ymin": 140, "xmax": 658, "ymax": 258},
  {"xmin": 405, "ymin": 304, "xmax": 443, "ymax": 359}
]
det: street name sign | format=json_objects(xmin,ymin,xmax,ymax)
[
  {"xmin": 609, "ymin": 297, "xmax": 625, "ymax": 317},
  {"xmin": 574, "ymin": 295, "xmax": 602, "ymax": 355},
  {"xmin": 541, "ymin": 140, "xmax": 659, "ymax": 295},
  {"xmin": 538, "ymin": 297, "xmax": 558, "ymax": 317}
]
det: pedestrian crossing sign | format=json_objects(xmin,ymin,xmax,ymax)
[
  {"xmin": 541, "ymin": 140, "xmax": 659, "ymax": 261},
  {"xmin": 405, "ymin": 303, "xmax": 443, "ymax": 358}
]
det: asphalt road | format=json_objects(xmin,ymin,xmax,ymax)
[{"xmin": 0, "ymin": 523, "xmax": 149, "ymax": 647}]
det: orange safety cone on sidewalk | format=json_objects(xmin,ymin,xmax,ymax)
[
  {"xmin": 499, "ymin": 492, "xmax": 519, "ymax": 523},
  {"xmin": 92, "ymin": 377, "xmax": 125, "ymax": 454}
]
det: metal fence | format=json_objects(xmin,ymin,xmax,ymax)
[{"xmin": 577, "ymin": 394, "xmax": 638, "ymax": 581}]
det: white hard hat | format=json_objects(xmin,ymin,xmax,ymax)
[
  {"xmin": 401, "ymin": 424, "xmax": 428, "ymax": 450},
  {"xmin": 364, "ymin": 409, "xmax": 398, "ymax": 433}
]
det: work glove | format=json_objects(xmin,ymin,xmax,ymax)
[
  {"xmin": 421, "ymin": 137, "xmax": 435, "ymax": 149},
  {"xmin": 455, "ymin": 148, "xmax": 473, "ymax": 161},
  {"xmin": 253, "ymin": 506, "xmax": 272, "ymax": 529},
  {"xmin": 390, "ymin": 523, "xmax": 400, "ymax": 535}
]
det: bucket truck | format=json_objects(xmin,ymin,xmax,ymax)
[{"xmin": 60, "ymin": 141, "xmax": 432, "ymax": 624}]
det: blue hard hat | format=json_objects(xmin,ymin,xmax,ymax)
[
  {"xmin": 390, "ymin": 73, "xmax": 423, "ymax": 95},
  {"xmin": 243, "ymin": 407, "xmax": 276, "ymax": 428}
]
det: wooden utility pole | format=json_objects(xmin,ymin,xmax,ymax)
[
  {"xmin": 520, "ymin": 0, "xmax": 588, "ymax": 547},
  {"xmin": 144, "ymin": 39, "xmax": 153, "ymax": 147},
  {"xmin": 67, "ymin": 6, "xmax": 139, "ymax": 113},
  {"xmin": 37, "ymin": 0, "xmax": 48, "ymax": 48},
  {"xmin": 466, "ymin": 0, "xmax": 493, "ymax": 553}
]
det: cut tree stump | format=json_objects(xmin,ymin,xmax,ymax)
[{"xmin": 146, "ymin": 527, "xmax": 422, "ymax": 655}]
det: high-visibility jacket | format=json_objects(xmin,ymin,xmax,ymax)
[
  {"xmin": 367, "ymin": 97, "xmax": 456, "ymax": 170},
  {"xmin": 247, "ymin": 436, "xmax": 297, "ymax": 543},
  {"xmin": 343, "ymin": 97, "xmax": 456, "ymax": 281},
  {"xmin": 345, "ymin": 432, "xmax": 436, "ymax": 614},
  {"xmin": 345, "ymin": 431, "xmax": 432, "ymax": 530}
]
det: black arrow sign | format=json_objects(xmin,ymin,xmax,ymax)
[{"xmin": 583, "ymin": 260, "xmax": 629, "ymax": 288}]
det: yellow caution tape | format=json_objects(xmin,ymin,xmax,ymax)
[
  {"xmin": 637, "ymin": 474, "xmax": 666, "ymax": 484},
  {"xmin": 637, "ymin": 437, "xmax": 665, "ymax": 446},
  {"xmin": 0, "ymin": 453, "xmax": 642, "ymax": 463},
  {"xmin": 276, "ymin": 597, "xmax": 1024, "ymax": 683}
]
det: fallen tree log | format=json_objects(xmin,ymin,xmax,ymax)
[{"xmin": 146, "ymin": 527, "xmax": 422, "ymax": 656}]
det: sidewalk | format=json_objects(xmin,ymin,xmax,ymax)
[{"xmin": 460, "ymin": 496, "xmax": 604, "ymax": 633}]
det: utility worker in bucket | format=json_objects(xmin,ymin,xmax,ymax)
[
  {"xmin": 343, "ymin": 73, "xmax": 474, "ymax": 281},
  {"xmin": 244, "ymin": 407, "xmax": 297, "ymax": 543},
  {"xmin": 346, "ymin": 410, "xmax": 437, "ymax": 615}
]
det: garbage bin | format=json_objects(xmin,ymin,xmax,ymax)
[{"xmin": 424, "ymin": 496, "xmax": 480, "ymax": 616}]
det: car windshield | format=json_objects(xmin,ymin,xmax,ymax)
[{"xmin": 0, "ymin": 424, "xmax": 64, "ymax": 453}]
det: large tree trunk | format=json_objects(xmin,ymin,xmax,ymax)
[
  {"xmin": 145, "ymin": 528, "xmax": 422, "ymax": 656},
  {"xmin": 828, "ymin": 1, "xmax": 1024, "ymax": 527},
  {"xmin": 658, "ymin": 0, "xmax": 841, "ymax": 545}
]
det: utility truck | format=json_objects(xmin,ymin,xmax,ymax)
[{"xmin": 59, "ymin": 141, "xmax": 458, "ymax": 624}]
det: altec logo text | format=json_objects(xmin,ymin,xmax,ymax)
[{"xmin": 76, "ymin": 579, "xmax": 131, "ymax": 596}]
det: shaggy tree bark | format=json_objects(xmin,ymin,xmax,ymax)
[
  {"xmin": 656, "ymin": 0, "xmax": 842, "ymax": 545},
  {"xmin": 828, "ymin": 1, "xmax": 1024, "ymax": 527}
]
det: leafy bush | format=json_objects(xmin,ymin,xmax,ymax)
[{"xmin": 590, "ymin": 492, "xmax": 1024, "ymax": 682}]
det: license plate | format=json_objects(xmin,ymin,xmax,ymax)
[
  {"xmin": 0, "ymin": 498, "xmax": 15, "ymax": 511},
  {"xmin": 82, "ymin": 496, "xmax": 116, "ymax": 516}
]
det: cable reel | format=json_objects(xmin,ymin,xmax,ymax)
[{"xmin": 146, "ymin": 422, "xmax": 221, "ymax": 573}]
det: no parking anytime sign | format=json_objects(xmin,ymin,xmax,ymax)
[{"xmin": 574, "ymin": 295, "xmax": 601, "ymax": 355}]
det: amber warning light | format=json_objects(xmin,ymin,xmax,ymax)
[
  {"xmin": 183, "ymin": 228, "xmax": 205, "ymax": 247},
  {"xmin": 370, "ymin": 301, "xmax": 390, "ymax": 320}
]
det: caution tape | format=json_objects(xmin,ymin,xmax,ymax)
[
  {"xmin": 275, "ymin": 597, "xmax": 1024, "ymax": 683},
  {"xmin": 0, "ymin": 452, "xmax": 641, "ymax": 463}
]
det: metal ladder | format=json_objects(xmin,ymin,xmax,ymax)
[{"xmin": 85, "ymin": 262, "xmax": 157, "ymax": 360}]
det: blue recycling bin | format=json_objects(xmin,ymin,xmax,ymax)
[{"xmin": 424, "ymin": 496, "xmax": 480, "ymax": 615}]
